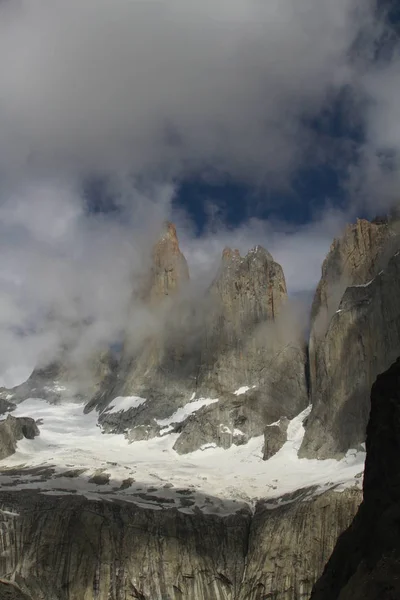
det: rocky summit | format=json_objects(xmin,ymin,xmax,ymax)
[{"xmin": 1, "ymin": 216, "xmax": 400, "ymax": 599}]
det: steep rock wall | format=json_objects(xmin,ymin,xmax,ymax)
[
  {"xmin": 310, "ymin": 357, "xmax": 400, "ymax": 600},
  {"xmin": 0, "ymin": 486, "xmax": 360, "ymax": 600},
  {"xmin": 302, "ymin": 219, "xmax": 400, "ymax": 458},
  {"xmin": 89, "ymin": 230, "xmax": 307, "ymax": 454}
]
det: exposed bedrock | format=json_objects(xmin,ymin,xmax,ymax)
[
  {"xmin": 302, "ymin": 217, "xmax": 400, "ymax": 459},
  {"xmin": 0, "ymin": 415, "xmax": 39, "ymax": 460},
  {"xmin": 0, "ymin": 486, "xmax": 360, "ymax": 600},
  {"xmin": 310, "ymin": 357, "xmax": 400, "ymax": 600},
  {"xmin": 88, "ymin": 225, "xmax": 307, "ymax": 454},
  {"xmin": 238, "ymin": 487, "xmax": 361, "ymax": 600},
  {"xmin": 262, "ymin": 417, "xmax": 289, "ymax": 460}
]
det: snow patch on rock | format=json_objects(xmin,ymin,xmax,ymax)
[
  {"xmin": 106, "ymin": 396, "xmax": 147, "ymax": 414},
  {"xmin": 234, "ymin": 385, "xmax": 256, "ymax": 396},
  {"xmin": 156, "ymin": 397, "xmax": 219, "ymax": 427}
]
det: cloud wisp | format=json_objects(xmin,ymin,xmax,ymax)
[{"xmin": 0, "ymin": 0, "xmax": 375, "ymax": 183}]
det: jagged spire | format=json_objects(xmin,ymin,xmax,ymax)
[{"xmin": 148, "ymin": 221, "xmax": 189, "ymax": 303}]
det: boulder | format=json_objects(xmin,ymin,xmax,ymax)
[
  {"xmin": 263, "ymin": 418, "xmax": 289, "ymax": 460},
  {"xmin": 0, "ymin": 415, "xmax": 40, "ymax": 460}
]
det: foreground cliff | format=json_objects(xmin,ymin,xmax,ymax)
[
  {"xmin": 0, "ymin": 394, "xmax": 364, "ymax": 600},
  {"xmin": 310, "ymin": 357, "xmax": 400, "ymax": 600},
  {"xmin": 0, "ymin": 486, "xmax": 361, "ymax": 600}
]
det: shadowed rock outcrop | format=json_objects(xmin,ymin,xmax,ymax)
[
  {"xmin": 310, "ymin": 357, "xmax": 400, "ymax": 600},
  {"xmin": 0, "ymin": 399, "xmax": 16, "ymax": 416},
  {"xmin": 0, "ymin": 415, "xmax": 39, "ymax": 460},
  {"xmin": 0, "ymin": 485, "xmax": 360, "ymax": 600},
  {"xmin": 0, "ymin": 581, "xmax": 30, "ymax": 600}
]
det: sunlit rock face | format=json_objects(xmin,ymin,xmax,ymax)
[
  {"xmin": 301, "ymin": 217, "xmax": 400, "ymax": 459},
  {"xmin": 310, "ymin": 357, "xmax": 400, "ymax": 600},
  {"xmin": 309, "ymin": 218, "xmax": 394, "ymax": 408}
]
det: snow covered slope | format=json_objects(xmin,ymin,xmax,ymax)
[{"xmin": 0, "ymin": 398, "xmax": 365, "ymax": 514}]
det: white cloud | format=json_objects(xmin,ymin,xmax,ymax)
[
  {"xmin": 0, "ymin": 178, "xmax": 175, "ymax": 378},
  {"xmin": 0, "ymin": 0, "xmax": 372, "ymax": 181}
]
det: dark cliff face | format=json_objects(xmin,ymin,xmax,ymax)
[
  {"xmin": 0, "ymin": 486, "xmax": 360, "ymax": 600},
  {"xmin": 302, "ymin": 218, "xmax": 400, "ymax": 459},
  {"xmin": 310, "ymin": 357, "xmax": 400, "ymax": 600}
]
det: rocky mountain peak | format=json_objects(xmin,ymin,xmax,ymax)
[
  {"xmin": 222, "ymin": 246, "xmax": 241, "ymax": 261},
  {"xmin": 157, "ymin": 220, "xmax": 180, "ymax": 247},
  {"xmin": 312, "ymin": 217, "xmax": 393, "ymax": 325},
  {"xmin": 214, "ymin": 244, "xmax": 285, "ymax": 319},
  {"xmin": 247, "ymin": 244, "xmax": 274, "ymax": 262},
  {"xmin": 147, "ymin": 221, "xmax": 189, "ymax": 303}
]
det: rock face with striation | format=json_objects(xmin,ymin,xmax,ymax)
[
  {"xmin": 89, "ymin": 228, "xmax": 307, "ymax": 454},
  {"xmin": 197, "ymin": 245, "xmax": 291, "ymax": 395},
  {"xmin": 0, "ymin": 490, "xmax": 251, "ymax": 600},
  {"xmin": 0, "ymin": 415, "xmax": 39, "ymax": 460},
  {"xmin": 310, "ymin": 357, "xmax": 400, "ymax": 600},
  {"xmin": 0, "ymin": 581, "xmax": 30, "ymax": 600},
  {"xmin": 310, "ymin": 218, "xmax": 393, "ymax": 334},
  {"xmin": 145, "ymin": 221, "xmax": 190, "ymax": 303},
  {"xmin": 0, "ymin": 485, "xmax": 360, "ymax": 600},
  {"xmin": 173, "ymin": 245, "xmax": 307, "ymax": 454},
  {"xmin": 302, "ymin": 218, "xmax": 400, "ymax": 458},
  {"xmin": 238, "ymin": 487, "xmax": 361, "ymax": 600}
]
